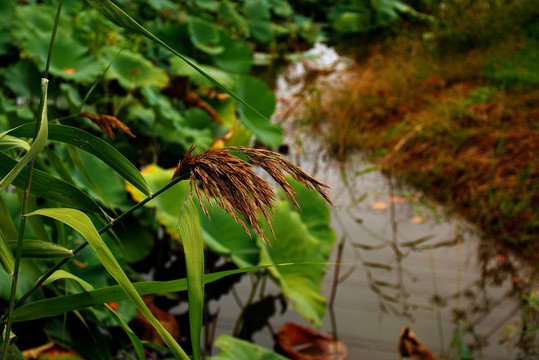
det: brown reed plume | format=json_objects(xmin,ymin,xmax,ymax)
[
  {"xmin": 172, "ymin": 146, "xmax": 335, "ymax": 244},
  {"xmin": 78, "ymin": 110, "xmax": 135, "ymax": 139}
]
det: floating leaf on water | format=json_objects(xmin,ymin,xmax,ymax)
[
  {"xmin": 411, "ymin": 216, "xmax": 426, "ymax": 224},
  {"xmin": 208, "ymin": 334, "xmax": 288, "ymax": 360},
  {"xmin": 399, "ymin": 327, "xmax": 439, "ymax": 360},
  {"xmin": 275, "ymin": 322, "xmax": 348, "ymax": 360},
  {"xmin": 388, "ymin": 196, "xmax": 406, "ymax": 203},
  {"xmin": 371, "ymin": 201, "xmax": 387, "ymax": 210}
]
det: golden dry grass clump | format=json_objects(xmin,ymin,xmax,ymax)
[{"xmin": 172, "ymin": 146, "xmax": 335, "ymax": 244}]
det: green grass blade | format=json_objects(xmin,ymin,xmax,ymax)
[
  {"xmin": 84, "ymin": 0, "xmax": 275, "ymax": 128},
  {"xmin": 0, "ymin": 230, "xmax": 15, "ymax": 274},
  {"xmin": 0, "ymin": 79, "xmax": 48, "ymax": 194},
  {"xmin": 23, "ymin": 194, "xmax": 52, "ymax": 243},
  {"xmin": 0, "ymin": 196, "xmax": 18, "ymax": 241},
  {"xmin": 12, "ymin": 265, "xmax": 274, "ymax": 322},
  {"xmin": 43, "ymin": 270, "xmax": 144, "ymax": 359},
  {"xmin": 177, "ymin": 193, "xmax": 204, "ymax": 360},
  {"xmin": 9, "ymin": 124, "xmax": 149, "ymax": 197},
  {"xmin": 66, "ymin": 145, "xmax": 116, "ymax": 212},
  {"xmin": 26, "ymin": 208, "xmax": 189, "ymax": 360},
  {"xmin": 7, "ymin": 240, "xmax": 73, "ymax": 259},
  {"xmin": 43, "ymin": 269, "xmax": 94, "ymax": 291},
  {"xmin": 106, "ymin": 305, "xmax": 145, "ymax": 360},
  {"xmin": 0, "ymin": 153, "xmax": 101, "ymax": 213},
  {"xmin": 0, "ymin": 135, "xmax": 30, "ymax": 152}
]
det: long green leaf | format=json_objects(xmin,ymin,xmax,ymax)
[
  {"xmin": 26, "ymin": 208, "xmax": 189, "ymax": 360},
  {"xmin": 0, "ymin": 196, "xmax": 18, "ymax": 240},
  {"xmin": 43, "ymin": 270, "xmax": 145, "ymax": 360},
  {"xmin": 0, "ymin": 135, "xmax": 30, "ymax": 152},
  {"xmin": 106, "ymin": 305, "xmax": 145, "ymax": 360},
  {"xmin": 12, "ymin": 265, "xmax": 275, "ymax": 321},
  {"xmin": 0, "ymin": 153, "xmax": 101, "ymax": 213},
  {"xmin": 21, "ymin": 193, "xmax": 51, "ymax": 243},
  {"xmin": 177, "ymin": 193, "xmax": 204, "ymax": 360},
  {"xmin": 84, "ymin": 0, "xmax": 275, "ymax": 128},
  {"xmin": 43, "ymin": 269, "xmax": 94, "ymax": 291},
  {"xmin": 0, "ymin": 78, "xmax": 48, "ymax": 194},
  {"xmin": 7, "ymin": 240, "xmax": 73, "ymax": 259},
  {"xmin": 0, "ymin": 230, "xmax": 15, "ymax": 274},
  {"xmin": 9, "ymin": 124, "xmax": 149, "ymax": 196},
  {"xmin": 66, "ymin": 145, "xmax": 116, "ymax": 212}
]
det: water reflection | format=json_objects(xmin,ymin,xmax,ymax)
[{"xmin": 291, "ymin": 144, "xmax": 536, "ymax": 359}]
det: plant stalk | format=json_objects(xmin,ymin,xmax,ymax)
[
  {"xmin": 1, "ymin": 28, "xmax": 58, "ymax": 352},
  {"xmin": 44, "ymin": 0, "xmax": 63, "ymax": 79},
  {"xmin": 1, "ymin": 164, "xmax": 36, "ymax": 359}
]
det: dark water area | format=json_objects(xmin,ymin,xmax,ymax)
[{"xmin": 210, "ymin": 44, "xmax": 538, "ymax": 359}]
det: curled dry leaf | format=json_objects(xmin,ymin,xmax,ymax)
[
  {"xmin": 275, "ymin": 322, "xmax": 348, "ymax": 360},
  {"xmin": 78, "ymin": 110, "xmax": 135, "ymax": 139},
  {"xmin": 399, "ymin": 326, "xmax": 439, "ymax": 360},
  {"xmin": 172, "ymin": 146, "xmax": 335, "ymax": 244}
]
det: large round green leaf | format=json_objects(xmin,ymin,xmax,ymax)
[
  {"xmin": 234, "ymin": 76, "xmax": 282, "ymax": 147},
  {"xmin": 169, "ymin": 55, "xmax": 237, "ymax": 89},
  {"xmin": 211, "ymin": 32, "xmax": 253, "ymax": 74},
  {"xmin": 187, "ymin": 17, "xmax": 224, "ymax": 55},
  {"xmin": 332, "ymin": 11, "xmax": 367, "ymax": 33},
  {"xmin": 208, "ymin": 334, "xmax": 288, "ymax": 360},
  {"xmin": 248, "ymin": 20, "xmax": 275, "ymax": 43},
  {"xmin": 196, "ymin": 198, "xmax": 259, "ymax": 268},
  {"xmin": 103, "ymin": 49, "xmax": 168, "ymax": 90},
  {"xmin": 0, "ymin": 0, "xmax": 15, "ymax": 55},
  {"xmin": 126, "ymin": 165, "xmax": 188, "ymax": 240},
  {"xmin": 12, "ymin": 5, "xmax": 104, "ymax": 84},
  {"xmin": 258, "ymin": 178, "xmax": 336, "ymax": 327}
]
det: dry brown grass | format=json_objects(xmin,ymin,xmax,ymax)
[
  {"xmin": 172, "ymin": 146, "xmax": 335, "ymax": 244},
  {"xmin": 294, "ymin": 40, "xmax": 539, "ymax": 249}
]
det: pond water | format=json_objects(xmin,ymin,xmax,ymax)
[{"xmin": 209, "ymin": 44, "xmax": 537, "ymax": 359}]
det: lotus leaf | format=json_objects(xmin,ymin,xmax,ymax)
[
  {"xmin": 126, "ymin": 165, "xmax": 188, "ymax": 240},
  {"xmin": 258, "ymin": 177, "xmax": 336, "ymax": 327},
  {"xmin": 234, "ymin": 76, "xmax": 282, "ymax": 147},
  {"xmin": 188, "ymin": 17, "xmax": 224, "ymax": 55},
  {"xmin": 211, "ymin": 32, "xmax": 253, "ymax": 74},
  {"xmin": 208, "ymin": 334, "xmax": 288, "ymax": 360},
  {"xmin": 103, "ymin": 49, "xmax": 168, "ymax": 90}
]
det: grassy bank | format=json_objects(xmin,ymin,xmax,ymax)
[{"xmin": 297, "ymin": 1, "xmax": 538, "ymax": 255}]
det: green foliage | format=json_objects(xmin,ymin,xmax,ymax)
[
  {"xmin": 0, "ymin": 0, "xmax": 340, "ymax": 358},
  {"xmin": 208, "ymin": 334, "xmax": 288, "ymax": 360},
  {"xmin": 259, "ymin": 178, "xmax": 337, "ymax": 327},
  {"xmin": 177, "ymin": 193, "xmax": 205, "ymax": 360}
]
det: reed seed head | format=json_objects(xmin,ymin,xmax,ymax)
[
  {"xmin": 78, "ymin": 110, "xmax": 135, "ymax": 139},
  {"xmin": 172, "ymin": 146, "xmax": 335, "ymax": 244}
]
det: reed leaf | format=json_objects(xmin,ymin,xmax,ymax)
[
  {"xmin": 25, "ymin": 208, "xmax": 189, "ymax": 360},
  {"xmin": 0, "ymin": 78, "xmax": 48, "ymax": 194},
  {"xmin": 9, "ymin": 123, "xmax": 149, "ymax": 197},
  {"xmin": 177, "ymin": 193, "xmax": 204, "ymax": 360}
]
